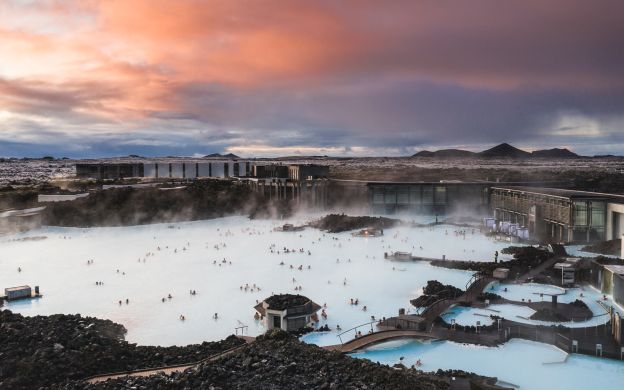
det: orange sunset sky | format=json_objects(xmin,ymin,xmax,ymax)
[{"xmin": 1, "ymin": 0, "xmax": 623, "ymax": 157}]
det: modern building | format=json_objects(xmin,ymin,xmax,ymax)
[
  {"xmin": 367, "ymin": 181, "xmax": 490, "ymax": 214},
  {"xmin": 590, "ymin": 261, "xmax": 624, "ymax": 307},
  {"xmin": 76, "ymin": 161, "xmax": 252, "ymax": 180},
  {"xmin": 0, "ymin": 207, "xmax": 45, "ymax": 234},
  {"xmin": 490, "ymin": 187, "xmax": 614, "ymax": 243},
  {"xmin": 254, "ymin": 294, "xmax": 321, "ymax": 332},
  {"xmin": 288, "ymin": 164, "xmax": 329, "ymax": 180},
  {"xmin": 76, "ymin": 163, "xmax": 144, "ymax": 179},
  {"xmin": 252, "ymin": 164, "xmax": 289, "ymax": 179}
]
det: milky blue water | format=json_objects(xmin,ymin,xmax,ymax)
[
  {"xmin": 1, "ymin": 216, "xmax": 509, "ymax": 346},
  {"xmin": 351, "ymin": 338, "xmax": 624, "ymax": 390}
]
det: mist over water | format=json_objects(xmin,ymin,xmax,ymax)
[
  {"xmin": 1, "ymin": 214, "xmax": 508, "ymax": 346},
  {"xmin": 3, "ymin": 212, "xmax": 624, "ymax": 389}
]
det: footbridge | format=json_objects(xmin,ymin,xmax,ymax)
[
  {"xmin": 324, "ymin": 329, "xmax": 438, "ymax": 353},
  {"xmin": 419, "ymin": 273, "xmax": 495, "ymax": 324}
]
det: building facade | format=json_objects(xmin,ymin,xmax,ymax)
[
  {"xmin": 367, "ymin": 182, "xmax": 490, "ymax": 214},
  {"xmin": 490, "ymin": 187, "xmax": 610, "ymax": 243}
]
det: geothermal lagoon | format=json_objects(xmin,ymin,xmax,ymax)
[
  {"xmin": 351, "ymin": 338, "xmax": 624, "ymax": 389},
  {"xmin": 2, "ymin": 215, "xmax": 624, "ymax": 389}
]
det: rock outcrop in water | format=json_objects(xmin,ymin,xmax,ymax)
[
  {"xmin": 0, "ymin": 310, "xmax": 244, "ymax": 389},
  {"xmin": 430, "ymin": 246, "xmax": 552, "ymax": 277},
  {"xmin": 411, "ymin": 280, "xmax": 465, "ymax": 307},
  {"xmin": 310, "ymin": 214, "xmax": 402, "ymax": 233}
]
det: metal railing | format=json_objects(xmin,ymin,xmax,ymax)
[{"xmin": 336, "ymin": 320, "xmax": 379, "ymax": 344}]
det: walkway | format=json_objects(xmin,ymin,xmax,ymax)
[
  {"xmin": 419, "ymin": 275, "xmax": 495, "ymax": 324},
  {"xmin": 325, "ymin": 329, "xmax": 438, "ymax": 353},
  {"xmin": 516, "ymin": 256, "xmax": 561, "ymax": 283},
  {"xmin": 84, "ymin": 338, "xmax": 253, "ymax": 384}
]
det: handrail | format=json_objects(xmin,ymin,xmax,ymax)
[
  {"xmin": 337, "ymin": 320, "xmax": 378, "ymax": 338},
  {"xmin": 421, "ymin": 275, "xmax": 490, "ymax": 319},
  {"xmin": 82, "ymin": 343, "xmax": 246, "ymax": 382},
  {"xmin": 420, "ymin": 297, "xmax": 449, "ymax": 317},
  {"xmin": 338, "ymin": 329, "xmax": 437, "ymax": 351},
  {"xmin": 336, "ymin": 320, "xmax": 379, "ymax": 344},
  {"xmin": 465, "ymin": 272, "xmax": 486, "ymax": 292}
]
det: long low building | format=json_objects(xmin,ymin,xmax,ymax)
[
  {"xmin": 366, "ymin": 181, "xmax": 490, "ymax": 214},
  {"xmin": 490, "ymin": 186, "xmax": 624, "ymax": 243},
  {"xmin": 0, "ymin": 207, "xmax": 45, "ymax": 234},
  {"xmin": 76, "ymin": 161, "xmax": 253, "ymax": 180}
]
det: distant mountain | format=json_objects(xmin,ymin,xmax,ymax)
[
  {"xmin": 531, "ymin": 148, "xmax": 578, "ymax": 158},
  {"xmin": 412, "ymin": 143, "xmax": 580, "ymax": 159},
  {"xmin": 204, "ymin": 153, "xmax": 240, "ymax": 159},
  {"xmin": 478, "ymin": 143, "xmax": 531, "ymax": 158},
  {"xmin": 412, "ymin": 149, "xmax": 476, "ymax": 158}
]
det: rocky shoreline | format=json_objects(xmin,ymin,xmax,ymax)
[
  {"xmin": 0, "ymin": 310, "xmax": 502, "ymax": 389},
  {"xmin": 63, "ymin": 330, "xmax": 491, "ymax": 390},
  {"xmin": 0, "ymin": 310, "xmax": 244, "ymax": 389}
]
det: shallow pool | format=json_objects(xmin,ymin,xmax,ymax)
[
  {"xmin": 351, "ymin": 338, "xmax": 624, "ymax": 390},
  {"xmin": 442, "ymin": 282, "xmax": 623, "ymax": 328}
]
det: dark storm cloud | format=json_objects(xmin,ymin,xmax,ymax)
[{"xmin": 2, "ymin": 0, "xmax": 624, "ymax": 156}]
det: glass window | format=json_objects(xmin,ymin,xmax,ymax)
[
  {"xmin": 434, "ymin": 186, "xmax": 447, "ymax": 205},
  {"xmin": 574, "ymin": 201, "xmax": 587, "ymax": 226},
  {"xmin": 590, "ymin": 201, "xmax": 606, "ymax": 227},
  {"xmin": 384, "ymin": 191, "xmax": 397, "ymax": 204},
  {"xmin": 573, "ymin": 227, "xmax": 588, "ymax": 242},
  {"xmin": 589, "ymin": 227, "xmax": 605, "ymax": 241},
  {"xmin": 410, "ymin": 189, "xmax": 421, "ymax": 204},
  {"xmin": 422, "ymin": 187, "xmax": 433, "ymax": 204},
  {"xmin": 397, "ymin": 189, "xmax": 409, "ymax": 204}
]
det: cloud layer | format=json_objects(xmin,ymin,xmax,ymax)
[{"xmin": 1, "ymin": 0, "xmax": 623, "ymax": 157}]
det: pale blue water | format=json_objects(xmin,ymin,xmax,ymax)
[{"xmin": 351, "ymin": 338, "xmax": 624, "ymax": 390}]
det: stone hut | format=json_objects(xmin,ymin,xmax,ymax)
[{"xmin": 254, "ymin": 294, "xmax": 321, "ymax": 332}]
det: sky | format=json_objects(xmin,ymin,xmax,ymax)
[{"xmin": 1, "ymin": 0, "xmax": 623, "ymax": 158}]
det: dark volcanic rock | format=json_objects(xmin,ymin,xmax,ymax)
[
  {"xmin": 263, "ymin": 294, "xmax": 311, "ymax": 310},
  {"xmin": 411, "ymin": 281, "xmax": 464, "ymax": 307},
  {"xmin": 310, "ymin": 214, "xmax": 402, "ymax": 233},
  {"xmin": 66, "ymin": 329, "xmax": 453, "ymax": 390},
  {"xmin": 0, "ymin": 310, "xmax": 244, "ymax": 389},
  {"xmin": 581, "ymin": 239, "xmax": 621, "ymax": 257}
]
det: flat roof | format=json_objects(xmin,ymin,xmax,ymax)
[
  {"xmin": 604, "ymin": 265, "xmax": 624, "ymax": 275},
  {"xmin": 5, "ymin": 285, "xmax": 31, "ymax": 291},
  {"xmin": 491, "ymin": 186, "xmax": 616, "ymax": 200}
]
